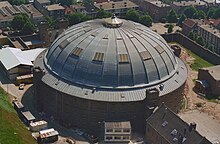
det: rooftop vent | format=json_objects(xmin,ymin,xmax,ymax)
[
  {"xmin": 162, "ymin": 121, "xmax": 168, "ymax": 127},
  {"xmin": 104, "ymin": 14, "xmax": 123, "ymax": 28}
]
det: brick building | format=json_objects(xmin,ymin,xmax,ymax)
[
  {"xmin": 131, "ymin": 0, "xmax": 170, "ymax": 21},
  {"xmin": 145, "ymin": 103, "xmax": 211, "ymax": 144},
  {"xmin": 0, "ymin": 2, "xmax": 43, "ymax": 28},
  {"xmin": 94, "ymin": 0, "xmax": 138, "ymax": 17},
  {"xmin": 170, "ymin": 0, "xmax": 207, "ymax": 14},
  {"xmin": 197, "ymin": 65, "xmax": 220, "ymax": 96}
]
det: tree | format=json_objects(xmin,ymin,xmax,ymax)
[
  {"xmin": 11, "ymin": 13, "xmax": 29, "ymax": 31},
  {"xmin": 166, "ymin": 9, "xmax": 178, "ymax": 23},
  {"xmin": 8, "ymin": 0, "xmax": 28, "ymax": 5},
  {"xmin": 196, "ymin": 36, "xmax": 205, "ymax": 46},
  {"xmin": 177, "ymin": 14, "xmax": 186, "ymax": 26},
  {"xmin": 139, "ymin": 15, "xmax": 152, "ymax": 27},
  {"xmin": 58, "ymin": 0, "xmax": 75, "ymax": 6},
  {"xmin": 167, "ymin": 24, "xmax": 173, "ymax": 33},
  {"xmin": 193, "ymin": 10, "xmax": 206, "ymax": 19},
  {"xmin": 207, "ymin": 8, "xmax": 215, "ymax": 19},
  {"xmin": 125, "ymin": 9, "xmax": 140, "ymax": 22},
  {"xmin": 188, "ymin": 31, "xmax": 195, "ymax": 40},
  {"xmin": 96, "ymin": 9, "xmax": 112, "ymax": 19},
  {"xmin": 44, "ymin": 16, "xmax": 55, "ymax": 28},
  {"xmin": 213, "ymin": 8, "xmax": 220, "ymax": 19},
  {"xmin": 67, "ymin": 13, "xmax": 90, "ymax": 25},
  {"xmin": 184, "ymin": 6, "xmax": 197, "ymax": 18}
]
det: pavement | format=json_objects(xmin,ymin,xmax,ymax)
[{"xmin": 179, "ymin": 110, "xmax": 220, "ymax": 144}]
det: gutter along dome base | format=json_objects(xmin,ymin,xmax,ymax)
[{"xmin": 34, "ymin": 17, "xmax": 187, "ymax": 134}]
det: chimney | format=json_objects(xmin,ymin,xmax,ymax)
[
  {"xmin": 189, "ymin": 122, "xmax": 196, "ymax": 132},
  {"xmin": 112, "ymin": 3, "xmax": 115, "ymax": 8},
  {"xmin": 124, "ymin": 1, "xmax": 127, "ymax": 7}
]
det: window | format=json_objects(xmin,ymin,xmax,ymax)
[
  {"xmin": 106, "ymin": 136, "xmax": 112, "ymax": 140},
  {"xmin": 106, "ymin": 129, "xmax": 113, "ymax": 132},
  {"xmin": 114, "ymin": 136, "xmax": 121, "ymax": 140},
  {"xmin": 123, "ymin": 129, "xmax": 130, "ymax": 133},
  {"xmin": 123, "ymin": 136, "xmax": 129, "ymax": 140},
  {"xmin": 114, "ymin": 129, "xmax": 122, "ymax": 132}
]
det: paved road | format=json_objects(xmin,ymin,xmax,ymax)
[{"xmin": 179, "ymin": 110, "xmax": 220, "ymax": 144}]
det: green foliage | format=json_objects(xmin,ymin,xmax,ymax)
[
  {"xmin": 217, "ymin": 23, "xmax": 220, "ymax": 30},
  {"xmin": 188, "ymin": 31, "xmax": 196, "ymax": 40},
  {"xmin": 11, "ymin": 13, "xmax": 35, "ymax": 34},
  {"xmin": 11, "ymin": 13, "xmax": 29, "ymax": 30},
  {"xmin": 96, "ymin": 9, "xmax": 112, "ymax": 19},
  {"xmin": 184, "ymin": 6, "xmax": 197, "ymax": 18},
  {"xmin": 139, "ymin": 15, "xmax": 152, "ymax": 27},
  {"xmin": 186, "ymin": 49, "xmax": 213, "ymax": 71},
  {"xmin": 177, "ymin": 14, "xmax": 186, "ymax": 26},
  {"xmin": 193, "ymin": 10, "xmax": 206, "ymax": 19},
  {"xmin": 44, "ymin": 16, "xmax": 55, "ymax": 28},
  {"xmin": 207, "ymin": 7, "xmax": 220, "ymax": 19},
  {"xmin": 8, "ymin": 0, "xmax": 28, "ymax": 5},
  {"xmin": 0, "ymin": 87, "xmax": 37, "ymax": 144},
  {"xmin": 125, "ymin": 9, "xmax": 140, "ymax": 22},
  {"xmin": 166, "ymin": 9, "xmax": 178, "ymax": 23},
  {"xmin": 67, "ymin": 13, "xmax": 91, "ymax": 25},
  {"xmin": 196, "ymin": 36, "xmax": 205, "ymax": 46},
  {"xmin": 167, "ymin": 24, "xmax": 174, "ymax": 33}
]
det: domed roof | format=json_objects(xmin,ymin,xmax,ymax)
[{"xmin": 45, "ymin": 18, "xmax": 177, "ymax": 89}]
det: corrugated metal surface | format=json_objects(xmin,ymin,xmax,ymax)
[{"xmin": 44, "ymin": 18, "xmax": 179, "ymax": 89}]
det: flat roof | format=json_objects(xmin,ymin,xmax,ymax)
[
  {"xmin": 46, "ymin": 4, "xmax": 65, "ymax": 11},
  {"xmin": 172, "ymin": 0, "xmax": 206, "ymax": 6},
  {"xmin": 13, "ymin": 101, "xmax": 24, "ymax": 109},
  {"xmin": 150, "ymin": 1, "xmax": 170, "ymax": 7},
  {"xmin": 105, "ymin": 121, "xmax": 131, "ymax": 129},
  {"xmin": 199, "ymin": 24, "xmax": 220, "ymax": 38},
  {"xmin": 22, "ymin": 111, "xmax": 35, "ymax": 121},
  {"xmin": 201, "ymin": 65, "xmax": 220, "ymax": 80},
  {"xmin": 94, "ymin": 0, "xmax": 138, "ymax": 10}
]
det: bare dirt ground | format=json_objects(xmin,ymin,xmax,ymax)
[{"xmin": 180, "ymin": 47, "xmax": 220, "ymax": 122}]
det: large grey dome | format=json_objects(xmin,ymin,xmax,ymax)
[{"xmin": 45, "ymin": 18, "xmax": 177, "ymax": 89}]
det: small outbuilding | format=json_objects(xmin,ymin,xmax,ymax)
[
  {"xmin": 104, "ymin": 121, "xmax": 131, "ymax": 143},
  {"xmin": 197, "ymin": 65, "xmax": 220, "ymax": 96},
  {"xmin": 0, "ymin": 47, "xmax": 45, "ymax": 80}
]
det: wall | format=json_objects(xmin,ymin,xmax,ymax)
[{"xmin": 162, "ymin": 33, "xmax": 220, "ymax": 65}]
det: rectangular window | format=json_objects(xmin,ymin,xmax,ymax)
[
  {"xmin": 106, "ymin": 129, "xmax": 113, "ymax": 132},
  {"xmin": 114, "ymin": 136, "xmax": 121, "ymax": 140},
  {"xmin": 106, "ymin": 136, "xmax": 112, "ymax": 140},
  {"xmin": 114, "ymin": 129, "xmax": 122, "ymax": 132},
  {"xmin": 123, "ymin": 136, "xmax": 129, "ymax": 140},
  {"xmin": 123, "ymin": 129, "xmax": 130, "ymax": 133}
]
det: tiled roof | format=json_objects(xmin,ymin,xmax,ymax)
[{"xmin": 146, "ymin": 103, "xmax": 211, "ymax": 144}]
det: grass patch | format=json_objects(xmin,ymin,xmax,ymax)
[
  {"xmin": 186, "ymin": 49, "xmax": 213, "ymax": 71},
  {"xmin": 0, "ymin": 87, "xmax": 36, "ymax": 144}
]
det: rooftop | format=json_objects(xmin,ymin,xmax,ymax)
[
  {"xmin": 46, "ymin": 4, "xmax": 65, "ymax": 11},
  {"xmin": 36, "ymin": 0, "xmax": 51, "ymax": 4},
  {"xmin": 200, "ymin": 65, "xmax": 220, "ymax": 80},
  {"xmin": 22, "ymin": 111, "xmax": 35, "ymax": 121},
  {"xmin": 0, "ymin": 4, "xmax": 43, "ymax": 22},
  {"xmin": 199, "ymin": 24, "xmax": 220, "ymax": 38},
  {"xmin": 0, "ymin": 47, "xmax": 45, "ymax": 70},
  {"xmin": 172, "ymin": 0, "xmax": 206, "ymax": 6},
  {"xmin": 150, "ymin": 1, "xmax": 170, "ymax": 7},
  {"xmin": 0, "ymin": 1, "xmax": 12, "ymax": 9},
  {"xmin": 105, "ymin": 121, "xmax": 131, "ymax": 129},
  {"xmin": 94, "ymin": 0, "xmax": 138, "ymax": 10},
  {"xmin": 146, "ymin": 103, "xmax": 211, "ymax": 144}
]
